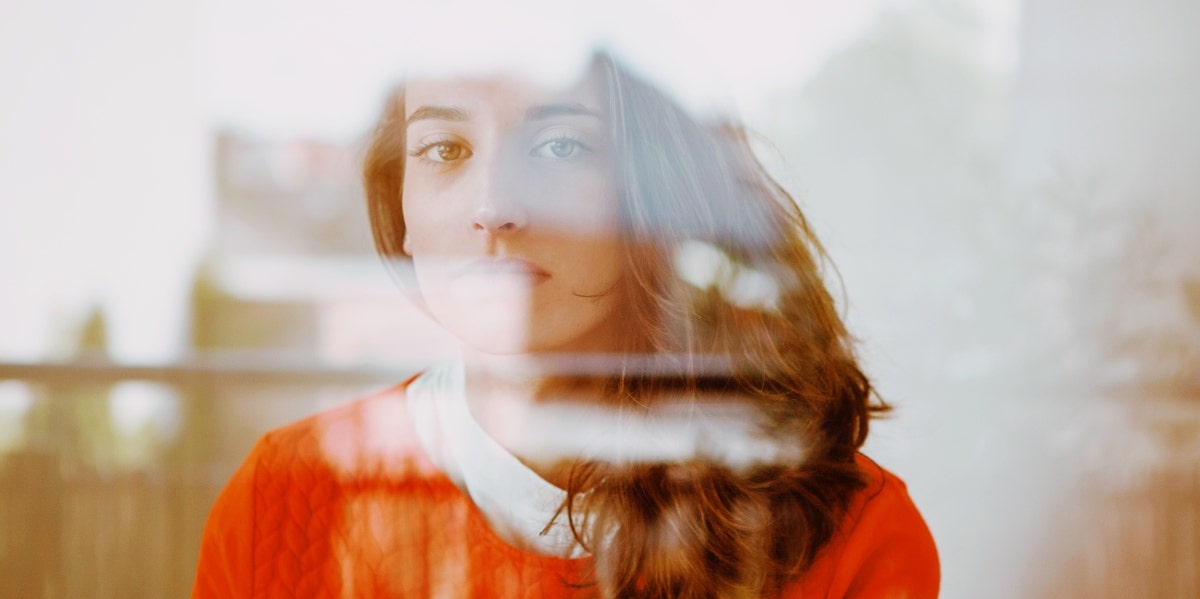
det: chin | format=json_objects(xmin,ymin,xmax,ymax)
[
  {"xmin": 457, "ymin": 327, "xmax": 597, "ymax": 358},
  {"xmin": 450, "ymin": 322, "xmax": 536, "ymax": 356},
  {"xmin": 435, "ymin": 306, "xmax": 619, "ymax": 358},
  {"xmin": 464, "ymin": 337, "xmax": 537, "ymax": 356}
]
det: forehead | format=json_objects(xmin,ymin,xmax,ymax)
[{"xmin": 403, "ymin": 69, "xmax": 608, "ymax": 121}]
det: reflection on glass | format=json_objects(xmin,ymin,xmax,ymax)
[
  {"xmin": 2, "ymin": 2, "xmax": 1197, "ymax": 597},
  {"xmin": 191, "ymin": 52, "xmax": 940, "ymax": 599}
]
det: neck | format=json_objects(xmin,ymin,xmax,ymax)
[
  {"xmin": 463, "ymin": 352, "xmax": 614, "ymax": 415},
  {"xmin": 461, "ymin": 349, "xmax": 617, "ymax": 487}
]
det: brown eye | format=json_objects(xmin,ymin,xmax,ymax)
[
  {"xmin": 435, "ymin": 143, "xmax": 465, "ymax": 162},
  {"xmin": 413, "ymin": 141, "xmax": 472, "ymax": 164}
]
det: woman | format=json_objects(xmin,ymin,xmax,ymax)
[{"xmin": 193, "ymin": 53, "xmax": 939, "ymax": 598}]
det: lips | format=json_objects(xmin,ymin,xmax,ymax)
[{"xmin": 459, "ymin": 257, "xmax": 551, "ymax": 283}]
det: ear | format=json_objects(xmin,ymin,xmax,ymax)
[{"xmin": 401, "ymin": 231, "xmax": 412, "ymax": 255}]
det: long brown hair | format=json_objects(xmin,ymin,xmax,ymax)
[{"xmin": 364, "ymin": 53, "xmax": 887, "ymax": 598}]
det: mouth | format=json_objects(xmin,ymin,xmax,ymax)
[{"xmin": 459, "ymin": 257, "xmax": 551, "ymax": 283}]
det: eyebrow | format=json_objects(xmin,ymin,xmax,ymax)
[
  {"xmin": 524, "ymin": 102, "xmax": 603, "ymax": 121},
  {"xmin": 405, "ymin": 105, "xmax": 469, "ymax": 126},
  {"xmin": 405, "ymin": 102, "xmax": 603, "ymax": 127}
]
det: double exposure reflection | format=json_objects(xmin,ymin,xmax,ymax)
[{"xmin": 193, "ymin": 52, "xmax": 939, "ymax": 598}]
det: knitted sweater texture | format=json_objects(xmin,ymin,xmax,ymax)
[{"xmin": 193, "ymin": 384, "xmax": 939, "ymax": 598}]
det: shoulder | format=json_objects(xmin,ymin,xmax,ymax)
[
  {"xmin": 847, "ymin": 454, "xmax": 936, "ymax": 545},
  {"xmin": 192, "ymin": 376, "xmax": 448, "ymax": 597},
  {"xmin": 787, "ymin": 454, "xmax": 940, "ymax": 598},
  {"xmin": 850, "ymin": 455, "xmax": 940, "ymax": 576},
  {"xmin": 253, "ymin": 376, "xmax": 442, "ymax": 483}
]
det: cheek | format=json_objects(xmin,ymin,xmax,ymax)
[
  {"xmin": 575, "ymin": 237, "xmax": 624, "ymax": 291},
  {"xmin": 530, "ymin": 174, "xmax": 625, "ymax": 293},
  {"xmin": 525, "ymin": 166, "xmax": 621, "ymax": 237},
  {"xmin": 402, "ymin": 181, "xmax": 466, "ymax": 254}
]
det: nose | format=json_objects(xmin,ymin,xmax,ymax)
[
  {"xmin": 471, "ymin": 204, "xmax": 526, "ymax": 234},
  {"xmin": 470, "ymin": 151, "xmax": 528, "ymax": 234}
]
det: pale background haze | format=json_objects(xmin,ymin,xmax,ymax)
[{"xmin": 0, "ymin": 1, "xmax": 1197, "ymax": 597}]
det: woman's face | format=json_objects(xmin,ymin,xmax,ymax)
[{"xmin": 401, "ymin": 72, "xmax": 625, "ymax": 355}]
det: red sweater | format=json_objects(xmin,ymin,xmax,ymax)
[{"xmin": 193, "ymin": 383, "xmax": 939, "ymax": 598}]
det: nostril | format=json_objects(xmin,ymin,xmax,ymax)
[
  {"xmin": 472, "ymin": 218, "xmax": 521, "ymax": 233},
  {"xmin": 471, "ymin": 205, "xmax": 525, "ymax": 234}
]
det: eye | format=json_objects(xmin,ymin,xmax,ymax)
[
  {"xmin": 531, "ymin": 135, "xmax": 590, "ymax": 160},
  {"xmin": 410, "ymin": 141, "xmax": 472, "ymax": 164}
]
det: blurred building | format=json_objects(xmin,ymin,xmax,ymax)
[{"xmin": 213, "ymin": 130, "xmax": 373, "ymax": 256}]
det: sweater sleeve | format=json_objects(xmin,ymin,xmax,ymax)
[{"xmin": 191, "ymin": 437, "xmax": 266, "ymax": 598}]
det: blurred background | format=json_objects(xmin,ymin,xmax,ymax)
[{"xmin": 1, "ymin": 0, "xmax": 1197, "ymax": 597}]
